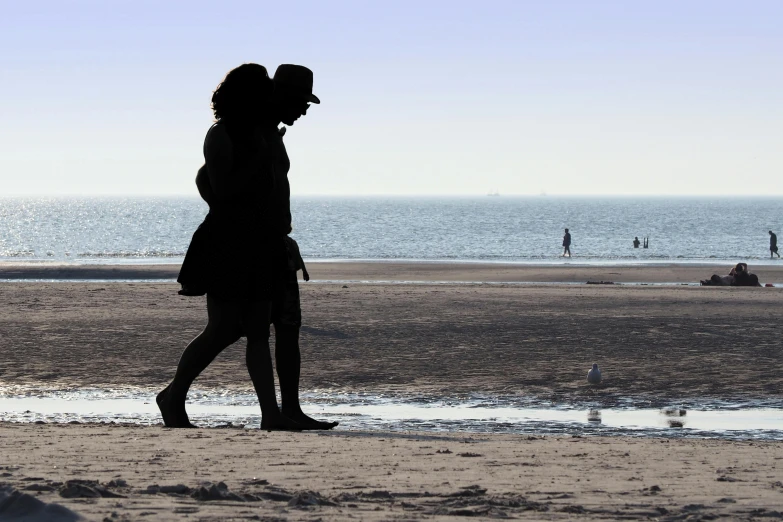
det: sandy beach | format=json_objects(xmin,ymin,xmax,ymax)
[
  {"xmin": 3, "ymin": 423, "xmax": 783, "ymax": 521},
  {"xmin": 2, "ymin": 262, "xmax": 783, "ymax": 520},
  {"xmin": 1, "ymin": 263, "xmax": 782, "ymax": 404}
]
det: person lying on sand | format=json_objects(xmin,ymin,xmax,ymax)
[
  {"xmin": 731, "ymin": 263, "xmax": 761, "ymax": 287},
  {"xmin": 700, "ymin": 265, "xmax": 737, "ymax": 286},
  {"xmin": 701, "ymin": 263, "xmax": 761, "ymax": 287}
]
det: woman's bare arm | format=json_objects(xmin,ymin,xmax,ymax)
[
  {"xmin": 203, "ymin": 125, "xmax": 235, "ymax": 200},
  {"xmin": 203, "ymin": 125, "xmax": 265, "ymax": 202}
]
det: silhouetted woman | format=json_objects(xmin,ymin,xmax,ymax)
[{"xmin": 158, "ymin": 64, "xmax": 300, "ymax": 430}]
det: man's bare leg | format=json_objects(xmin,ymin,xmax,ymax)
[
  {"xmin": 242, "ymin": 300, "xmax": 304, "ymax": 431},
  {"xmin": 275, "ymin": 324, "xmax": 338, "ymax": 430}
]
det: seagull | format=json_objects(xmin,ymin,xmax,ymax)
[{"xmin": 587, "ymin": 363, "xmax": 602, "ymax": 384}]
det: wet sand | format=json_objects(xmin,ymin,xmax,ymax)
[
  {"xmin": 1, "ymin": 422, "xmax": 782, "ymax": 521},
  {"xmin": 0, "ymin": 265, "xmax": 782, "ymax": 404},
  {"xmin": 3, "ymin": 260, "xmax": 783, "ymax": 283}
]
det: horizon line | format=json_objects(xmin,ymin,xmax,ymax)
[{"xmin": 2, "ymin": 193, "xmax": 783, "ymax": 199}]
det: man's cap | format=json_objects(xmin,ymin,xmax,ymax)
[{"xmin": 273, "ymin": 64, "xmax": 320, "ymax": 104}]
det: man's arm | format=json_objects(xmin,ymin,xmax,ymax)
[{"xmin": 299, "ymin": 253, "xmax": 309, "ymax": 281}]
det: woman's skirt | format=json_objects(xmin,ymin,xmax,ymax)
[{"xmin": 177, "ymin": 211, "xmax": 287, "ymax": 301}]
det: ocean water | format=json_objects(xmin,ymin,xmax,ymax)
[{"xmin": 0, "ymin": 196, "xmax": 782, "ymax": 265}]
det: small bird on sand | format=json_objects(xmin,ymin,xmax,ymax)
[{"xmin": 587, "ymin": 363, "xmax": 602, "ymax": 384}]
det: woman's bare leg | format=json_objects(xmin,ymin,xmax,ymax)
[{"xmin": 158, "ymin": 295, "xmax": 242, "ymax": 427}]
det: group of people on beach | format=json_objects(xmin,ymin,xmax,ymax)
[
  {"xmin": 156, "ymin": 64, "xmax": 336, "ymax": 430},
  {"xmin": 700, "ymin": 262, "xmax": 762, "ymax": 287}
]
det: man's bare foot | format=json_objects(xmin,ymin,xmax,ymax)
[
  {"xmin": 260, "ymin": 414, "xmax": 306, "ymax": 432},
  {"xmin": 156, "ymin": 385, "xmax": 196, "ymax": 428},
  {"xmin": 282, "ymin": 409, "xmax": 339, "ymax": 430}
]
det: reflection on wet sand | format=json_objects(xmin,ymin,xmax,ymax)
[{"xmin": 1, "ymin": 392, "xmax": 782, "ymax": 440}]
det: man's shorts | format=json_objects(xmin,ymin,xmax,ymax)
[{"xmin": 271, "ymin": 271, "xmax": 302, "ymax": 328}]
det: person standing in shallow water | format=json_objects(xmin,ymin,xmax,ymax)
[
  {"xmin": 770, "ymin": 230, "xmax": 780, "ymax": 259},
  {"xmin": 562, "ymin": 228, "xmax": 572, "ymax": 257},
  {"xmin": 159, "ymin": 64, "xmax": 302, "ymax": 430},
  {"xmin": 633, "ymin": 236, "xmax": 640, "ymax": 249}
]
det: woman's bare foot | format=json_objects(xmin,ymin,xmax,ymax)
[
  {"xmin": 156, "ymin": 385, "xmax": 196, "ymax": 428},
  {"xmin": 282, "ymin": 409, "xmax": 339, "ymax": 430}
]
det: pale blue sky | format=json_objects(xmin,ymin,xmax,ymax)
[{"xmin": 1, "ymin": 1, "xmax": 781, "ymax": 195}]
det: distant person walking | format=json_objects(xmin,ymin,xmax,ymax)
[
  {"xmin": 562, "ymin": 228, "xmax": 572, "ymax": 257},
  {"xmin": 633, "ymin": 237, "xmax": 640, "ymax": 248},
  {"xmin": 770, "ymin": 231, "xmax": 780, "ymax": 259}
]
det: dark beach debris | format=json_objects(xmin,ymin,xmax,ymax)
[
  {"xmin": 458, "ymin": 452, "xmax": 483, "ymax": 457},
  {"xmin": 435, "ymin": 505, "xmax": 511, "ymax": 518},
  {"xmin": 447, "ymin": 485, "xmax": 487, "ymax": 497},
  {"xmin": 586, "ymin": 281, "xmax": 615, "ymax": 285},
  {"xmin": 287, "ymin": 490, "xmax": 338, "ymax": 507},
  {"xmin": 559, "ymin": 504, "xmax": 588, "ymax": 514},
  {"xmin": 436, "ymin": 449, "xmax": 452, "ymax": 454},
  {"xmin": 0, "ymin": 487, "xmax": 83, "ymax": 522},
  {"xmin": 255, "ymin": 489, "xmax": 295, "ymax": 502},
  {"xmin": 60, "ymin": 480, "xmax": 126, "ymax": 499},
  {"xmin": 424, "ymin": 493, "xmax": 550, "ymax": 516},
  {"xmin": 190, "ymin": 482, "xmax": 246, "ymax": 502},
  {"xmin": 23, "ymin": 483, "xmax": 55, "ymax": 492},
  {"xmin": 360, "ymin": 490, "xmax": 394, "ymax": 500},
  {"xmin": 241, "ymin": 478, "xmax": 269, "ymax": 486},
  {"xmin": 332, "ymin": 492, "xmax": 359, "ymax": 503},
  {"xmin": 145, "ymin": 484, "xmax": 191, "ymax": 495},
  {"xmin": 747, "ymin": 508, "xmax": 783, "ymax": 518}
]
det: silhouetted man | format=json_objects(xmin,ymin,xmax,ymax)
[
  {"xmin": 633, "ymin": 237, "xmax": 640, "ymax": 248},
  {"xmin": 562, "ymin": 228, "xmax": 572, "ymax": 257},
  {"xmin": 770, "ymin": 231, "xmax": 780, "ymax": 259}
]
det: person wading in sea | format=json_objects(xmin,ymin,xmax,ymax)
[
  {"xmin": 562, "ymin": 228, "xmax": 572, "ymax": 257},
  {"xmin": 770, "ymin": 230, "xmax": 780, "ymax": 259}
]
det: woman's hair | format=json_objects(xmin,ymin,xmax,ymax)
[{"xmin": 211, "ymin": 63, "xmax": 274, "ymax": 124}]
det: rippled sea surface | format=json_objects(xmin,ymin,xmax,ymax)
[{"xmin": 1, "ymin": 196, "xmax": 782, "ymax": 264}]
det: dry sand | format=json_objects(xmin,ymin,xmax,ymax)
[{"xmin": 2, "ymin": 423, "xmax": 783, "ymax": 521}]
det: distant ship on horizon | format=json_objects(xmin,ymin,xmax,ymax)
[{"xmin": 487, "ymin": 189, "xmax": 500, "ymax": 197}]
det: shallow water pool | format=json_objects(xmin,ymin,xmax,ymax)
[{"xmin": 1, "ymin": 391, "xmax": 782, "ymax": 440}]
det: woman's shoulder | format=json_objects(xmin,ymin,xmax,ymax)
[{"xmin": 204, "ymin": 123, "xmax": 233, "ymax": 157}]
